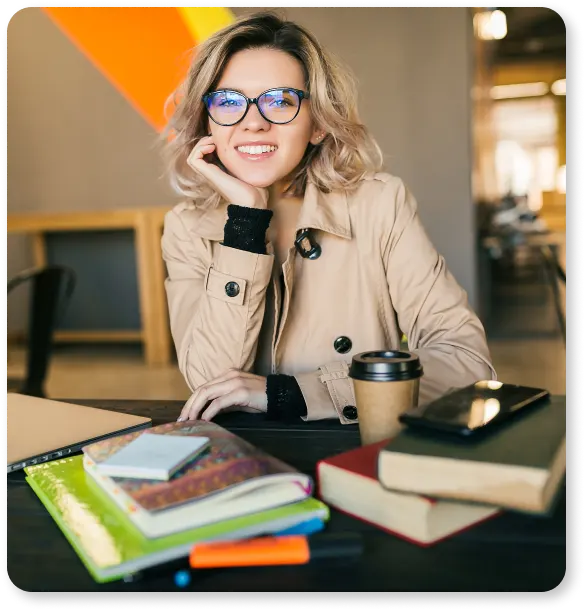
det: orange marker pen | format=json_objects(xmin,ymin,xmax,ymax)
[{"xmin": 189, "ymin": 533, "xmax": 363, "ymax": 569}]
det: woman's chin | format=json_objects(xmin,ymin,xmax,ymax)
[
  {"xmin": 247, "ymin": 177, "xmax": 278, "ymax": 188},
  {"xmin": 229, "ymin": 167, "xmax": 282, "ymax": 189}
]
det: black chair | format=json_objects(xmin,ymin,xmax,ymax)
[
  {"xmin": 7, "ymin": 265, "xmax": 76, "ymax": 397},
  {"xmin": 540, "ymin": 244, "xmax": 566, "ymax": 346}
]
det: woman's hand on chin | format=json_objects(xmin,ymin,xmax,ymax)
[
  {"xmin": 187, "ymin": 136, "xmax": 269, "ymax": 209},
  {"xmin": 177, "ymin": 369, "xmax": 268, "ymax": 422}
]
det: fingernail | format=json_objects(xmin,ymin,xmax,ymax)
[{"xmin": 177, "ymin": 417, "xmax": 185, "ymax": 422}]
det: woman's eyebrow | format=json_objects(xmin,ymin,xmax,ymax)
[
  {"xmin": 212, "ymin": 86, "xmax": 297, "ymax": 95},
  {"xmin": 214, "ymin": 86, "xmax": 246, "ymax": 94}
]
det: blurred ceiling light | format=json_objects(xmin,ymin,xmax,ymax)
[
  {"xmin": 551, "ymin": 78, "xmax": 566, "ymax": 95},
  {"xmin": 474, "ymin": 9, "xmax": 507, "ymax": 41},
  {"xmin": 490, "ymin": 82, "xmax": 549, "ymax": 100}
]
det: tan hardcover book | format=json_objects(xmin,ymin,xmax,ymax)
[{"xmin": 377, "ymin": 397, "xmax": 566, "ymax": 514}]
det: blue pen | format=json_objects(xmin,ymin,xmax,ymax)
[{"xmin": 274, "ymin": 516, "xmax": 325, "ymax": 536}]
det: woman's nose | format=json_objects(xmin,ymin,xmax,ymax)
[{"xmin": 240, "ymin": 102, "xmax": 270, "ymax": 131}]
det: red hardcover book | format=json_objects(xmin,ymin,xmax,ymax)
[{"xmin": 317, "ymin": 441, "xmax": 501, "ymax": 546}]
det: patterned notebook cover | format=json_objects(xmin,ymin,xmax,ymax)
[
  {"xmin": 25, "ymin": 456, "xmax": 328, "ymax": 583},
  {"xmin": 82, "ymin": 420, "xmax": 311, "ymax": 513}
]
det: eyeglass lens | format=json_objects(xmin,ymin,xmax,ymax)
[{"xmin": 205, "ymin": 89, "xmax": 301, "ymax": 125}]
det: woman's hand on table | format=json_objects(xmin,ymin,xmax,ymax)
[{"xmin": 178, "ymin": 369, "xmax": 268, "ymax": 422}]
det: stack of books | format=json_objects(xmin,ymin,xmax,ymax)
[
  {"xmin": 25, "ymin": 420, "xmax": 328, "ymax": 582},
  {"xmin": 317, "ymin": 397, "xmax": 566, "ymax": 546}
]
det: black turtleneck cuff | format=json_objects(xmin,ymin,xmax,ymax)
[
  {"xmin": 265, "ymin": 374, "xmax": 308, "ymax": 422},
  {"xmin": 223, "ymin": 204, "xmax": 273, "ymax": 255}
]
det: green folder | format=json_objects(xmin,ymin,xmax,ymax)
[{"xmin": 25, "ymin": 456, "xmax": 329, "ymax": 583}]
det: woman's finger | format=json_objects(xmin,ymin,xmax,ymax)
[
  {"xmin": 189, "ymin": 158, "xmax": 235, "ymax": 187},
  {"xmin": 179, "ymin": 384, "xmax": 209, "ymax": 421},
  {"xmin": 186, "ymin": 137, "xmax": 269, "ymax": 209},
  {"xmin": 178, "ymin": 392, "xmax": 198, "ymax": 422},
  {"xmin": 194, "ymin": 144, "xmax": 216, "ymax": 156},
  {"xmin": 187, "ymin": 135, "xmax": 215, "ymax": 161},
  {"xmin": 177, "ymin": 370, "xmax": 243, "ymax": 422},
  {"xmin": 192, "ymin": 135, "xmax": 214, "ymax": 149},
  {"xmin": 188, "ymin": 144, "xmax": 216, "ymax": 164},
  {"xmin": 187, "ymin": 153, "xmax": 265, "ymax": 208},
  {"xmin": 185, "ymin": 377, "xmax": 245, "ymax": 421},
  {"xmin": 201, "ymin": 389, "xmax": 249, "ymax": 421}
]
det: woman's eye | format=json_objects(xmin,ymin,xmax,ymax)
[
  {"xmin": 270, "ymin": 99, "xmax": 292, "ymax": 107},
  {"xmin": 218, "ymin": 99, "xmax": 241, "ymax": 107}
]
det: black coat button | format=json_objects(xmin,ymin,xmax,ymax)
[
  {"xmin": 343, "ymin": 405, "xmax": 358, "ymax": 420},
  {"xmin": 334, "ymin": 336, "xmax": 352, "ymax": 354},
  {"xmin": 225, "ymin": 281, "xmax": 240, "ymax": 298}
]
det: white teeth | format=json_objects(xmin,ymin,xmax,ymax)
[{"xmin": 236, "ymin": 145, "xmax": 277, "ymax": 154}]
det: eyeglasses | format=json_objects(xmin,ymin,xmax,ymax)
[{"xmin": 202, "ymin": 87, "xmax": 310, "ymax": 126}]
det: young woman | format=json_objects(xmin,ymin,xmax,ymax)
[{"xmin": 161, "ymin": 12, "xmax": 496, "ymax": 424}]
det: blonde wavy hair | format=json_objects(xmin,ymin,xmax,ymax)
[{"xmin": 160, "ymin": 11, "xmax": 383, "ymax": 207}]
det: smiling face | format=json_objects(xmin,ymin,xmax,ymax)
[{"xmin": 207, "ymin": 47, "xmax": 322, "ymax": 188}]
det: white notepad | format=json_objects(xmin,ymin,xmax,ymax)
[{"xmin": 95, "ymin": 433, "xmax": 210, "ymax": 480}]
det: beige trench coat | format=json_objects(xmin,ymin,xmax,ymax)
[{"xmin": 161, "ymin": 171, "xmax": 496, "ymax": 424}]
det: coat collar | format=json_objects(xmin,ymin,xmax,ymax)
[{"xmin": 188, "ymin": 181, "xmax": 352, "ymax": 241}]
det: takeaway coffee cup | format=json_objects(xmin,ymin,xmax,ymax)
[{"xmin": 349, "ymin": 350, "xmax": 423, "ymax": 445}]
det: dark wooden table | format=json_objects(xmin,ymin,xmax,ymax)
[{"xmin": 7, "ymin": 399, "xmax": 566, "ymax": 592}]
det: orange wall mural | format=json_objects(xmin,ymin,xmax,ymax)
[{"xmin": 41, "ymin": 7, "xmax": 235, "ymax": 132}]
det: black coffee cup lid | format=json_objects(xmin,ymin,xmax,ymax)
[{"xmin": 349, "ymin": 350, "xmax": 423, "ymax": 382}]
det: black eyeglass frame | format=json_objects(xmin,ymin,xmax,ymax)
[{"xmin": 202, "ymin": 87, "xmax": 311, "ymax": 126}]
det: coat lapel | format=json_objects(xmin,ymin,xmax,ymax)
[{"xmin": 187, "ymin": 181, "xmax": 352, "ymax": 242}]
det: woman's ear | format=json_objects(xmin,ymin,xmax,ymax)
[{"xmin": 309, "ymin": 128, "xmax": 326, "ymax": 146}]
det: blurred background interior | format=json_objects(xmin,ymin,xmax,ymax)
[{"xmin": 7, "ymin": 7, "xmax": 566, "ymax": 400}]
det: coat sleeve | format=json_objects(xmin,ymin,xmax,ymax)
[
  {"xmin": 161, "ymin": 207, "xmax": 274, "ymax": 391},
  {"xmin": 292, "ymin": 179, "xmax": 496, "ymax": 424},
  {"xmin": 294, "ymin": 361, "xmax": 357, "ymax": 423},
  {"xmin": 382, "ymin": 179, "xmax": 496, "ymax": 404}
]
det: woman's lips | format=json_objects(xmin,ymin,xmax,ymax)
[{"xmin": 234, "ymin": 148, "xmax": 277, "ymax": 162}]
